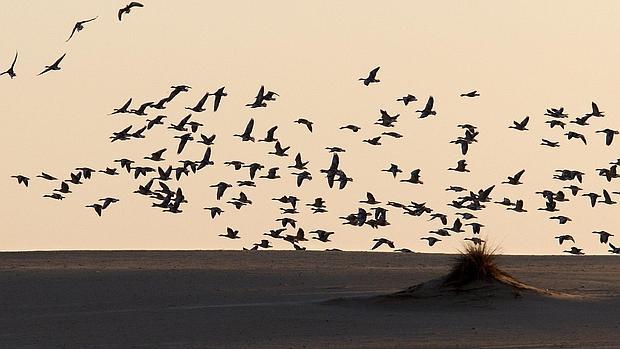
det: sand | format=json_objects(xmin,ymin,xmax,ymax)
[{"xmin": 0, "ymin": 251, "xmax": 619, "ymax": 348}]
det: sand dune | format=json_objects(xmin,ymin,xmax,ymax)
[{"xmin": 0, "ymin": 251, "xmax": 618, "ymax": 348}]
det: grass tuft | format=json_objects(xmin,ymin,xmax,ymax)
[{"xmin": 443, "ymin": 242, "xmax": 511, "ymax": 287}]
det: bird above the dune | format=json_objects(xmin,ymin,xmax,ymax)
[
  {"xmin": 382, "ymin": 131, "xmax": 402, "ymax": 138},
  {"xmin": 99, "ymin": 167, "xmax": 118, "ymax": 176},
  {"xmin": 291, "ymin": 171, "xmax": 312, "ymax": 187},
  {"xmin": 257, "ymin": 125, "xmax": 278, "ymax": 143},
  {"xmin": 563, "ymin": 247, "xmax": 584, "ymax": 255},
  {"xmin": 288, "ymin": 153, "xmax": 309, "ymax": 170},
  {"xmin": 460, "ymin": 90, "xmax": 480, "ymax": 97},
  {"xmin": 421, "ymin": 236, "xmax": 441, "ymax": 246},
  {"xmin": 359, "ymin": 66, "xmax": 380, "ymax": 86},
  {"xmin": 582, "ymin": 192, "xmax": 601, "ymax": 207},
  {"xmin": 464, "ymin": 237, "xmax": 485, "ymax": 245},
  {"xmin": 544, "ymin": 107, "xmax": 568, "ymax": 118},
  {"xmin": 260, "ymin": 167, "xmax": 281, "ymax": 179},
  {"xmin": 360, "ymin": 192, "xmax": 380, "ymax": 205},
  {"xmin": 210, "ymin": 182, "xmax": 232, "ymax": 200},
  {"xmin": 66, "ymin": 16, "xmax": 98, "ymax": 41},
  {"xmin": 586, "ymin": 101, "xmax": 604, "ymax": 117},
  {"xmin": 36, "ymin": 172, "xmax": 57, "ymax": 181},
  {"xmin": 555, "ymin": 234, "xmax": 575, "ymax": 245},
  {"xmin": 509, "ymin": 116, "xmax": 529, "ymax": 131},
  {"xmin": 204, "ymin": 206, "xmax": 223, "ymax": 219},
  {"xmin": 186, "ymin": 92, "xmax": 209, "ymax": 112},
  {"xmin": 545, "ymin": 119, "xmax": 565, "ymax": 129},
  {"xmin": 502, "ymin": 169, "xmax": 525, "ymax": 185},
  {"xmin": 400, "ymin": 169, "xmax": 423, "ymax": 184},
  {"xmin": 234, "ymin": 118, "xmax": 255, "ymax": 142},
  {"xmin": 146, "ymin": 114, "xmax": 167, "ymax": 129},
  {"xmin": 564, "ymin": 131, "xmax": 587, "ymax": 145},
  {"xmin": 165, "ymin": 85, "xmax": 191, "ymax": 103},
  {"xmin": 54, "ymin": 181, "xmax": 71, "ymax": 194},
  {"xmin": 110, "ymin": 98, "xmax": 132, "ymax": 115},
  {"xmin": 448, "ymin": 159, "xmax": 470, "ymax": 173},
  {"xmin": 371, "ymin": 238, "xmax": 394, "ymax": 250},
  {"xmin": 570, "ymin": 114, "xmax": 591, "ymax": 126},
  {"xmin": 599, "ymin": 189, "xmax": 616, "ymax": 205},
  {"xmin": 219, "ymin": 227, "xmax": 241, "ymax": 239},
  {"xmin": 11, "ymin": 175, "xmax": 29, "ymax": 187},
  {"xmin": 325, "ymin": 146, "xmax": 346, "ymax": 153},
  {"xmin": 85, "ymin": 203, "xmax": 104, "ymax": 216},
  {"xmin": 382, "ymin": 164, "xmax": 402, "ymax": 178},
  {"xmin": 592, "ymin": 230, "xmax": 614, "ymax": 244},
  {"xmin": 339, "ymin": 124, "xmax": 361, "ymax": 132},
  {"xmin": 549, "ymin": 215, "xmax": 572, "ymax": 224},
  {"xmin": 174, "ymin": 133, "xmax": 193, "ymax": 154},
  {"xmin": 540, "ymin": 139, "xmax": 560, "ymax": 148},
  {"xmin": 38, "ymin": 53, "xmax": 66, "ymax": 76},
  {"xmin": 118, "ymin": 2, "xmax": 144, "ymax": 21},
  {"xmin": 268, "ymin": 141, "xmax": 290, "ymax": 157},
  {"xmin": 246, "ymin": 86, "xmax": 270, "ymax": 108},
  {"xmin": 396, "ymin": 94, "xmax": 417, "ymax": 105},
  {"xmin": 416, "ymin": 96, "xmax": 436, "ymax": 118},
  {"xmin": 507, "ymin": 199, "xmax": 527, "ymax": 212},
  {"xmin": 363, "ymin": 136, "xmax": 382, "ymax": 146},
  {"xmin": 294, "ymin": 118, "xmax": 313, "ymax": 132},
  {"xmin": 144, "ymin": 148, "xmax": 166, "ymax": 161},
  {"xmin": 596, "ymin": 129, "xmax": 619, "ymax": 146},
  {"xmin": 211, "ymin": 86, "xmax": 227, "ymax": 112},
  {"xmin": 130, "ymin": 101, "xmax": 153, "ymax": 115},
  {"xmin": 311, "ymin": 230, "xmax": 334, "ymax": 242},
  {"xmin": 608, "ymin": 243, "xmax": 620, "ymax": 254},
  {"xmin": 0, "ymin": 51, "xmax": 18, "ymax": 79}
]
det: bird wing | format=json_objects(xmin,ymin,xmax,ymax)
[
  {"xmin": 424, "ymin": 96, "xmax": 434, "ymax": 111},
  {"xmin": 244, "ymin": 118, "xmax": 254, "ymax": 136},
  {"xmin": 52, "ymin": 53, "xmax": 67, "ymax": 67},
  {"xmin": 371, "ymin": 240, "xmax": 382, "ymax": 250},
  {"xmin": 369, "ymin": 66, "xmax": 380, "ymax": 78},
  {"xmin": 514, "ymin": 169, "xmax": 525, "ymax": 181},
  {"xmin": 81, "ymin": 16, "xmax": 99, "ymax": 24},
  {"xmin": 10, "ymin": 51, "xmax": 18, "ymax": 68},
  {"xmin": 129, "ymin": 2, "xmax": 144, "ymax": 8}
]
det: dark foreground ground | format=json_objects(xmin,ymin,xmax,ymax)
[{"xmin": 0, "ymin": 251, "xmax": 619, "ymax": 348}]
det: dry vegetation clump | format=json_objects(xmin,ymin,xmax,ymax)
[{"xmin": 442, "ymin": 242, "xmax": 513, "ymax": 287}]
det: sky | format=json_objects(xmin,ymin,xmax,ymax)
[{"xmin": 2, "ymin": 1, "xmax": 620, "ymax": 254}]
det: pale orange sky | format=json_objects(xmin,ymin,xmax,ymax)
[{"xmin": 3, "ymin": 1, "xmax": 620, "ymax": 254}]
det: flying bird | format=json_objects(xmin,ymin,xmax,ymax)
[
  {"xmin": 359, "ymin": 66, "xmax": 380, "ymax": 86},
  {"xmin": 234, "ymin": 118, "xmax": 255, "ymax": 142},
  {"xmin": 118, "ymin": 2, "xmax": 144, "ymax": 21},
  {"xmin": 596, "ymin": 129, "xmax": 619, "ymax": 146},
  {"xmin": 509, "ymin": 116, "xmax": 529, "ymax": 131},
  {"xmin": 460, "ymin": 90, "xmax": 480, "ymax": 97},
  {"xmin": 66, "ymin": 16, "xmax": 98, "ymax": 41},
  {"xmin": 416, "ymin": 96, "xmax": 436, "ymax": 118},
  {"xmin": 396, "ymin": 94, "xmax": 417, "ymax": 105},
  {"xmin": 38, "ymin": 53, "xmax": 66, "ymax": 76},
  {"xmin": 11, "ymin": 175, "xmax": 29, "ymax": 187},
  {"xmin": 0, "ymin": 51, "xmax": 18, "ymax": 79}
]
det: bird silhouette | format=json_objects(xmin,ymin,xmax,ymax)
[
  {"xmin": 258, "ymin": 126, "xmax": 278, "ymax": 142},
  {"xmin": 11, "ymin": 175, "xmax": 29, "ymax": 187},
  {"xmin": 0, "ymin": 51, "xmax": 18, "ymax": 79},
  {"xmin": 339, "ymin": 124, "xmax": 361, "ymax": 132},
  {"xmin": 234, "ymin": 118, "xmax": 255, "ymax": 142},
  {"xmin": 220, "ymin": 227, "xmax": 241, "ymax": 239},
  {"xmin": 359, "ymin": 66, "xmax": 380, "ymax": 85},
  {"xmin": 294, "ymin": 118, "xmax": 313, "ymax": 132},
  {"xmin": 564, "ymin": 131, "xmax": 587, "ymax": 145},
  {"xmin": 509, "ymin": 116, "xmax": 529, "ymax": 131},
  {"xmin": 460, "ymin": 90, "xmax": 480, "ymax": 97},
  {"xmin": 586, "ymin": 102, "xmax": 604, "ymax": 117},
  {"xmin": 421, "ymin": 236, "xmax": 441, "ymax": 246},
  {"xmin": 212, "ymin": 87, "xmax": 227, "ymax": 112},
  {"xmin": 502, "ymin": 169, "xmax": 525, "ymax": 185},
  {"xmin": 186, "ymin": 92, "xmax": 209, "ymax": 112},
  {"xmin": 563, "ymin": 247, "xmax": 584, "ymax": 255},
  {"xmin": 596, "ymin": 129, "xmax": 619, "ymax": 146},
  {"xmin": 66, "ymin": 16, "xmax": 98, "ymax": 41},
  {"xmin": 540, "ymin": 139, "xmax": 560, "ymax": 148},
  {"xmin": 371, "ymin": 238, "xmax": 394, "ymax": 250},
  {"xmin": 448, "ymin": 159, "xmax": 470, "ymax": 173},
  {"xmin": 592, "ymin": 231, "xmax": 614, "ymax": 244},
  {"xmin": 38, "ymin": 53, "xmax": 66, "ymax": 76},
  {"xmin": 118, "ymin": 2, "xmax": 144, "ymax": 21},
  {"xmin": 555, "ymin": 235, "xmax": 575, "ymax": 245},
  {"xmin": 382, "ymin": 164, "xmax": 402, "ymax": 178},
  {"xmin": 400, "ymin": 169, "xmax": 423, "ymax": 184},
  {"xmin": 396, "ymin": 94, "xmax": 417, "ymax": 105},
  {"xmin": 210, "ymin": 182, "xmax": 232, "ymax": 200}
]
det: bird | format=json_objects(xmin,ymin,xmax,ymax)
[
  {"xmin": 563, "ymin": 247, "xmax": 585, "ymax": 255},
  {"xmin": 359, "ymin": 66, "xmax": 380, "ymax": 85},
  {"xmin": 608, "ymin": 243, "xmax": 620, "ymax": 254},
  {"xmin": 460, "ymin": 90, "xmax": 480, "ymax": 97},
  {"xmin": 198, "ymin": 133, "xmax": 216, "ymax": 146},
  {"xmin": 291, "ymin": 171, "xmax": 312, "ymax": 187},
  {"xmin": 371, "ymin": 238, "xmax": 395, "ymax": 250},
  {"xmin": 210, "ymin": 182, "xmax": 232, "ymax": 200},
  {"xmin": 174, "ymin": 133, "xmax": 193, "ymax": 154},
  {"xmin": 363, "ymin": 136, "xmax": 382, "ymax": 146},
  {"xmin": 564, "ymin": 131, "xmax": 587, "ymax": 145},
  {"xmin": 360, "ymin": 192, "xmax": 380, "ymax": 205},
  {"xmin": 43, "ymin": 193, "xmax": 65, "ymax": 200},
  {"xmin": 38, "ymin": 53, "xmax": 66, "ymax": 76},
  {"xmin": 146, "ymin": 115, "xmax": 167, "ymax": 129},
  {"xmin": 130, "ymin": 101, "xmax": 153, "ymax": 116},
  {"xmin": 110, "ymin": 98, "xmax": 132, "ymax": 115},
  {"xmin": 509, "ymin": 116, "xmax": 529, "ymax": 131},
  {"xmin": 0, "ymin": 51, "xmax": 18, "ymax": 79},
  {"xmin": 294, "ymin": 118, "xmax": 313, "ymax": 132},
  {"xmin": 66, "ymin": 16, "xmax": 98, "ymax": 41},
  {"xmin": 36, "ymin": 172, "xmax": 57, "ymax": 181},
  {"xmin": 219, "ymin": 228, "xmax": 241, "ymax": 239},
  {"xmin": 448, "ymin": 159, "xmax": 470, "ymax": 173},
  {"xmin": 204, "ymin": 207, "xmax": 224, "ymax": 219},
  {"xmin": 212, "ymin": 87, "xmax": 227, "ymax": 112},
  {"xmin": 582, "ymin": 192, "xmax": 601, "ymax": 207},
  {"xmin": 288, "ymin": 153, "xmax": 309, "ymax": 170},
  {"xmin": 545, "ymin": 120, "xmax": 566, "ymax": 129},
  {"xmin": 85, "ymin": 203, "xmax": 104, "ymax": 216},
  {"xmin": 382, "ymin": 132, "xmax": 403, "ymax": 138},
  {"xmin": 382, "ymin": 164, "xmax": 402, "ymax": 178},
  {"xmin": 550, "ymin": 216, "xmax": 572, "ymax": 224},
  {"xmin": 586, "ymin": 102, "xmax": 604, "ymax": 117},
  {"xmin": 253, "ymin": 240, "xmax": 272, "ymax": 249},
  {"xmin": 421, "ymin": 237, "xmax": 441, "ymax": 246},
  {"xmin": 118, "ymin": 2, "xmax": 144, "ymax": 21},
  {"xmin": 570, "ymin": 115, "xmax": 591, "ymax": 126},
  {"xmin": 596, "ymin": 129, "xmax": 619, "ymax": 146},
  {"xmin": 166, "ymin": 85, "xmax": 191, "ymax": 103},
  {"xmin": 502, "ymin": 169, "xmax": 525, "ymax": 185},
  {"xmin": 599, "ymin": 190, "xmax": 616, "ymax": 205},
  {"xmin": 258, "ymin": 126, "xmax": 278, "ymax": 142},
  {"xmin": 268, "ymin": 141, "xmax": 290, "ymax": 157},
  {"xmin": 555, "ymin": 235, "xmax": 575, "ymax": 245},
  {"xmin": 592, "ymin": 231, "xmax": 614, "ymax": 244},
  {"xmin": 311, "ymin": 230, "xmax": 334, "ymax": 242},
  {"xmin": 260, "ymin": 167, "xmax": 280, "ymax": 179},
  {"xmin": 465, "ymin": 222, "xmax": 484, "ymax": 235},
  {"xmin": 11, "ymin": 175, "xmax": 29, "ymax": 187},
  {"xmin": 339, "ymin": 124, "xmax": 361, "ymax": 132},
  {"xmin": 400, "ymin": 169, "xmax": 423, "ymax": 184},
  {"xmin": 234, "ymin": 118, "xmax": 255, "ymax": 142},
  {"xmin": 99, "ymin": 168, "xmax": 118, "ymax": 176},
  {"xmin": 540, "ymin": 139, "xmax": 560, "ymax": 148},
  {"xmin": 464, "ymin": 237, "xmax": 485, "ymax": 245},
  {"xmin": 144, "ymin": 148, "xmax": 166, "ymax": 161},
  {"xmin": 416, "ymin": 96, "xmax": 436, "ymax": 118},
  {"xmin": 396, "ymin": 94, "xmax": 417, "ymax": 105},
  {"xmin": 186, "ymin": 92, "xmax": 209, "ymax": 112},
  {"xmin": 507, "ymin": 199, "xmax": 527, "ymax": 212}
]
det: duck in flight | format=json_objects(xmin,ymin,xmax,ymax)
[
  {"xmin": 11, "ymin": 175, "xmax": 29, "ymax": 187},
  {"xmin": 234, "ymin": 118, "xmax": 255, "ymax": 142},
  {"xmin": 219, "ymin": 228, "xmax": 241, "ymax": 239},
  {"xmin": 38, "ymin": 53, "xmax": 66, "ymax": 76},
  {"xmin": 371, "ymin": 238, "xmax": 394, "ymax": 250},
  {"xmin": 397, "ymin": 94, "xmax": 417, "ymax": 105},
  {"xmin": 592, "ymin": 231, "xmax": 614, "ymax": 244},
  {"xmin": 460, "ymin": 90, "xmax": 480, "ymax": 97},
  {"xmin": 400, "ymin": 169, "xmax": 423, "ymax": 184},
  {"xmin": 509, "ymin": 116, "xmax": 529, "ymax": 131},
  {"xmin": 186, "ymin": 92, "xmax": 209, "ymax": 112},
  {"xmin": 502, "ymin": 169, "xmax": 525, "ymax": 185},
  {"xmin": 118, "ymin": 2, "xmax": 144, "ymax": 21},
  {"xmin": 555, "ymin": 235, "xmax": 575, "ymax": 245},
  {"xmin": 596, "ymin": 129, "xmax": 619, "ymax": 146},
  {"xmin": 359, "ymin": 66, "xmax": 380, "ymax": 86},
  {"xmin": 0, "ymin": 51, "xmax": 18, "ymax": 79},
  {"xmin": 563, "ymin": 247, "xmax": 585, "ymax": 255},
  {"xmin": 416, "ymin": 96, "xmax": 436, "ymax": 118},
  {"xmin": 66, "ymin": 16, "xmax": 98, "ymax": 41},
  {"xmin": 382, "ymin": 163, "xmax": 402, "ymax": 178},
  {"xmin": 294, "ymin": 118, "xmax": 313, "ymax": 132}
]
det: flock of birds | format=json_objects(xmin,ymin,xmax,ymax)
[{"xmin": 6, "ymin": 3, "xmax": 620, "ymax": 255}]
